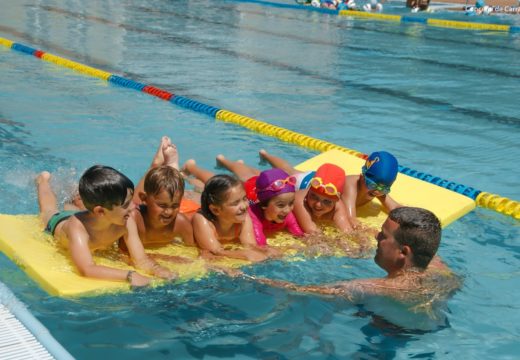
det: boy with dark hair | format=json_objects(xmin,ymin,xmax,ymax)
[{"xmin": 36, "ymin": 165, "xmax": 175, "ymax": 287}]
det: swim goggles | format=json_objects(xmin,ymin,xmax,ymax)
[
  {"xmin": 309, "ymin": 177, "xmax": 340, "ymax": 198},
  {"xmin": 362, "ymin": 167, "xmax": 391, "ymax": 195},
  {"xmin": 259, "ymin": 175, "xmax": 297, "ymax": 193}
]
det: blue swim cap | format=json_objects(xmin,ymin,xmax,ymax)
[
  {"xmin": 475, "ymin": 0, "xmax": 485, "ymax": 8},
  {"xmin": 362, "ymin": 151, "xmax": 399, "ymax": 186}
]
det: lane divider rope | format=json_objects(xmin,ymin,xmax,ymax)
[
  {"xmin": 231, "ymin": 0, "xmax": 520, "ymax": 33},
  {"xmin": 340, "ymin": 9, "xmax": 516, "ymax": 32},
  {"xmin": 1, "ymin": 36, "xmax": 518, "ymax": 220}
]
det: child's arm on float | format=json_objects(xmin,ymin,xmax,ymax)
[
  {"xmin": 378, "ymin": 194, "xmax": 400, "ymax": 212},
  {"xmin": 238, "ymin": 212, "xmax": 273, "ymax": 260},
  {"xmin": 333, "ymin": 200, "xmax": 354, "ymax": 233},
  {"xmin": 248, "ymin": 207, "xmax": 267, "ymax": 246},
  {"xmin": 192, "ymin": 213, "xmax": 266, "ymax": 262},
  {"xmin": 241, "ymin": 211, "xmax": 280, "ymax": 258},
  {"xmin": 65, "ymin": 220, "xmax": 151, "ymax": 286},
  {"xmin": 342, "ymin": 176, "xmax": 361, "ymax": 229},
  {"xmin": 293, "ymin": 190, "xmax": 320, "ymax": 234},
  {"xmin": 124, "ymin": 215, "xmax": 177, "ymax": 280},
  {"xmin": 285, "ymin": 211, "xmax": 305, "ymax": 237}
]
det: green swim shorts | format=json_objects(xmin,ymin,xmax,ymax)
[{"xmin": 44, "ymin": 211, "xmax": 77, "ymax": 235}]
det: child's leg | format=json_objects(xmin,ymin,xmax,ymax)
[
  {"xmin": 36, "ymin": 172, "xmax": 59, "ymax": 225},
  {"xmin": 216, "ymin": 154, "xmax": 260, "ymax": 182},
  {"xmin": 64, "ymin": 188, "xmax": 86, "ymax": 211},
  {"xmin": 259, "ymin": 149, "xmax": 299, "ymax": 175},
  {"xmin": 182, "ymin": 159, "xmax": 215, "ymax": 184}
]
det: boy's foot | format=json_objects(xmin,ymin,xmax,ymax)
[
  {"xmin": 151, "ymin": 136, "xmax": 170, "ymax": 168},
  {"xmin": 163, "ymin": 142, "xmax": 179, "ymax": 170},
  {"xmin": 36, "ymin": 171, "xmax": 51, "ymax": 185}
]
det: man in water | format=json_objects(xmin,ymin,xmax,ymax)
[{"xmin": 251, "ymin": 206, "xmax": 460, "ymax": 304}]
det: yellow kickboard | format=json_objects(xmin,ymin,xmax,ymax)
[
  {"xmin": 295, "ymin": 149, "xmax": 475, "ymax": 227},
  {"xmin": 0, "ymin": 150, "xmax": 474, "ymax": 297},
  {"xmin": 0, "ymin": 214, "xmax": 219, "ymax": 297}
]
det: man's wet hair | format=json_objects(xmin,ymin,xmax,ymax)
[
  {"xmin": 144, "ymin": 166, "xmax": 185, "ymax": 200},
  {"xmin": 389, "ymin": 207, "xmax": 441, "ymax": 269},
  {"xmin": 79, "ymin": 165, "xmax": 134, "ymax": 211}
]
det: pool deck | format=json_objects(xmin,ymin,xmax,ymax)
[
  {"xmin": 0, "ymin": 304, "xmax": 56, "ymax": 359},
  {"xmin": 0, "ymin": 282, "xmax": 74, "ymax": 360}
]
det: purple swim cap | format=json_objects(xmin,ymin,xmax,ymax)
[{"xmin": 256, "ymin": 168, "xmax": 295, "ymax": 203}]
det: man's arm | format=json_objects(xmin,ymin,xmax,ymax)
[
  {"xmin": 293, "ymin": 190, "xmax": 319, "ymax": 234},
  {"xmin": 250, "ymin": 276, "xmax": 396, "ymax": 300},
  {"xmin": 252, "ymin": 277, "xmax": 342, "ymax": 295}
]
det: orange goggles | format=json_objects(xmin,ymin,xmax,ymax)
[
  {"xmin": 309, "ymin": 177, "xmax": 340, "ymax": 198},
  {"xmin": 260, "ymin": 175, "xmax": 297, "ymax": 193}
]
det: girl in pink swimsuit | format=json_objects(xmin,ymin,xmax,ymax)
[
  {"xmin": 245, "ymin": 168, "xmax": 304, "ymax": 246},
  {"xmin": 206, "ymin": 154, "xmax": 305, "ymax": 247}
]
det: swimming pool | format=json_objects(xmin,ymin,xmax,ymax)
[{"xmin": 1, "ymin": 0, "xmax": 519, "ymax": 358}]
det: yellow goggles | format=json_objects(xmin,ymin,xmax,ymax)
[{"xmin": 309, "ymin": 177, "xmax": 340, "ymax": 198}]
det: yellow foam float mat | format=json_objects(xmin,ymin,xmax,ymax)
[{"xmin": 0, "ymin": 150, "xmax": 474, "ymax": 297}]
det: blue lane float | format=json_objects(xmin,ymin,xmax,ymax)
[
  {"xmin": 171, "ymin": 96, "xmax": 221, "ymax": 117},
  {"xmin": 108, "ymin": 75, "xmax": 146, "ymax": 91}
]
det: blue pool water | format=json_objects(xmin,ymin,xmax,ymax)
[{"xmin": 0, "ymin": 0, "xmax": 519, "ymax": 358}]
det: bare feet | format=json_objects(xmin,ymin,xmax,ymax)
[
  {"xmin": 182, "ymin": 159, "xmax": 205, "ymax": 193},
  {"xmin": 215, "ymin": 154, "xmax": 244, "ymax": 169},
  {"xmin": 258, "ymin": 149, "xmax": 269, "ymax": 165},
  {"xmin": 150, "ymin": 136, "xmax": 179, "ymax": 170},
  {"xmin": 151, "ymin": 136, "xmax": 170, "ymax": 168},
  {"xmin": 163, "ymin": 142, "xmax": 179, "ymax": 170},
  {"xmin": 36, "ymin": 171, "xmax": 51, "ymax": 185},
  {"xmin": 215, "ymin": 154, "xmax": 226, "ymax": 168}
]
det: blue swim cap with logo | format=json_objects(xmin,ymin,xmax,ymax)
[{"xmin": 362, "ymin": 151, "xmax": 399, "ymax": 186}]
